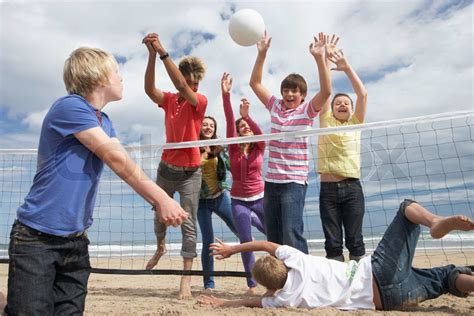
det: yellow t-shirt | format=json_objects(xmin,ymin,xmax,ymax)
[
  {"xmin": 201, "ymin": 155, "xmax": 220, "ymax": 198},
  {"xmin": 317, "ymin": 110, "xmax": 361, "ymax": 179}
]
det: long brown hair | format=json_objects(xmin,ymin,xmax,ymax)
[
  {"xmin": 235, "ymin": 117, "xmax": 254, "ymax": 154},
  {"xmin": 201, "ymin": 116, "xmax": 217, "ymax": 140},
  {"xmin": 200, "ymin": 116, "xmax": 222, "ymax": 157}
]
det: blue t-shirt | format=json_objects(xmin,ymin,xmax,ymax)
[{"xmin": 17, "ymin": 94, "xmax": 116, "ymax": 236}]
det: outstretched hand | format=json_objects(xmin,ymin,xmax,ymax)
[
  {"xmin": 221, "ymin": 72, "xmax": 232, "ymax": 94},
  {"xmin": 239, "ymin": 98, "xmax": 250, "ymax": 119},
  {"xmin": 328, "ymin": 50, "xmax": 349, "ymax": 71},
  {"xmin": 197, "ymin": 295, "xmax": 226, "ymax": 307},
  {"xmin": 209, "ymin": 237, "xmax": 234, "ymax": 260},
  {"xmin": 309, "ymin": 32, "xmax": 327, "ymax": 58},
  {"xmin": 256, "ymin": 30, "xmax": 272, "ymax": 54},
  {"xmin": 325, "ymin": 34, "xmax": 340, "ymax": 59}
]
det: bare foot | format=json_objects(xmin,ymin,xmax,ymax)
[
  {"xmin": 145, "ymin": 245, "xmax": 167, "ymax": 270},
  {"xmin": 203, "ymin": 288, "xmax": 213, "ymax": 294},
  {"xmin": 178, "ymin": 276, "xmax": 192, "ymax": 300},
  {"xmin": 430, "ymin": 215, "xmax": 474, "ymax": 239},
  {"xmin": 244, "ymin": 287, "xmax": 257, "ymax": 296}
]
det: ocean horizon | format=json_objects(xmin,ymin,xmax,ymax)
[{"xmin": 1, "ymin": 232, "xmax": 473, "ymax": 259}]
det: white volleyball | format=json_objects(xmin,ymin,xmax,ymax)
[{"xmin": 228, "ymin": 9, "xmax": 265, "ymax": 47}]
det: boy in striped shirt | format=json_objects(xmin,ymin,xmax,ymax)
[{"xmin": 249, "ymin": 32, "xmax": 336, "ymax": 253}]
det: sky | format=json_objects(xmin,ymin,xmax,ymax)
[
  {"xmin": 1, "ymin": 1, "xmax": 473, "ymax": 254},
  {"xmin": 0, "ymin": 0, "xmax": 473, "ymax": 149}
]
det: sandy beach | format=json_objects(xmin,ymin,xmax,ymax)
[{"xmin": 1, "ymin": 250, "xmax": 473, "ymax": 315}]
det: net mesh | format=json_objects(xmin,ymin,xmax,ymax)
[{"xmin": 1, "ymin": 111, "xmax": 473, "ymax": 275}]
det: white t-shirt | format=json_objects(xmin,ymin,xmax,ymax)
[{"xmin": 261, "ymin": 246, "xmax": 374, "ymax": 310}]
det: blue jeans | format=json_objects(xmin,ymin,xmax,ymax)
[
  {"xmin": 319, "ymin": 179, "xmax": 365, "ymax": 258},
  {"xmin": 197, "ymin": 192, "xmax": 238, "ymax": 289},
  {"xmin": 372, "ymin": 200, "xmax": 464, "ymax": 310},
  {"xmin": 5, "ymin": 220, "xmax": 91, "ymax": 315},
  {"xmin": 264, "ymin": 182, "xmax": 308, "ymax": 254}
]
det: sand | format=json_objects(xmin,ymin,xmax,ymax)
[{"xmin": 0, "ymin": 251, "xmax": 473, "ymax": 315}]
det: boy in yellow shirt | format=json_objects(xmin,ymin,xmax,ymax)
[{"xmin": 317, "ymin": 49, "xmax": 368, "ymax": 262}]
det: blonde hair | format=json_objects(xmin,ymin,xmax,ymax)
[
  {"xmin": 63, "ymin": 47, "xmax": 117, "ymax": 97},
  {"xmin": 178, "ymin": 56, "xmax": 206, "ymax": 82},
  {"xmin": 252, "ymin": 255, "xmax": 288, "ymax": 290}
]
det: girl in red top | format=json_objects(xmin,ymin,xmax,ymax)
[{"xmin": 221, "ymin": 72, "xmax": 266, "ymax": 294}]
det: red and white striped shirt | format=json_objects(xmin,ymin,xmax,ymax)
[{"xmin": 265, "ymin": 96, "xmax": 319, "ymax": 184}]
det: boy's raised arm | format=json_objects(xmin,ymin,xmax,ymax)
[
  {"xmin": 318, "ymin": 35, "xmax": 340, "ymax": 118},
  {"xmin": 210, "ymin": 238, "xmax": 280, "ymax": 259},
  {"xmin": 329, "ymin": 50, "xmax": 368, "ymax": 122},
  {"xmin": 74, "ymin": 127, "xmax": 188, "ymax": 226},
  {"xmin": 143, "ymin": 33, "xmax": 165, "ymax": 105},
  {"xmin": 249, "ymin": 32, "xmax": 272, "ymax": 106},
  {"xmin": 309, "ymin": 32, "xmax": 333, "ymax": 113}
]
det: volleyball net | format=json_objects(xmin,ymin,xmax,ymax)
[{"xmin": 1, "ymin": 110, "xmax": 473, "ymax": 276}]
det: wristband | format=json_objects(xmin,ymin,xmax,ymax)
[{"xmin": 159, "ymin": 53, "xmax": 169, "ymax": 60}]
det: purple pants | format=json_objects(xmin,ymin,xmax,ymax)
[{"xmin": 231, "ymin": 198, "xmax": 266, "ymax": 288}]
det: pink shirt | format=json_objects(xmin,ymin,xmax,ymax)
[
  {"xmin": 265, "ymin": 96, "xmax": 318, "ymax": 184},
  {"xmin": 158, "ymin": 92, "xmax": 207, "ymax": 167},
  {"xmin": 223, "ymin": 93, "xmax": 265, "ymax": 198}
]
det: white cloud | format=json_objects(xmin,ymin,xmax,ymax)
[
  {"xmin": 21, "ymin": 108, "xmax": 49, "ymax": 131},
  {"xmin": 0, "ymin": 0, "xmax": 472, "ymax": 148}
]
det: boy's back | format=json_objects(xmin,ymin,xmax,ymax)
[{"xmin": 261, "ymin": 245, "xmax": 374, "ymax": 309}]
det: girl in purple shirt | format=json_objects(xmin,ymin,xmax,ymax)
[{"xmin": 221, "ymin": 72, "xmax": 266, "ymax": 293}]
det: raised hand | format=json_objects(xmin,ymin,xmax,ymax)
[
  {"xmin": 221, "ymin": 72, "xmax": 233, "ymax": 94},
  {"xmin": 328, "ymin": 50, "xmax": 349, "ymax": 72},
  {"xmin": 142, "ymin": 33, "xmax": 157, "ymax": 54},
  {"xmin": 239, "ymin": 98, "xmax": 250, "ymax": 118},
  {"xmin": 142, "ymin": 33, "xmax": 166, "ymax": 55},
  {"xmin": 325, "ymin": 34, "xmax": 340, "ymax": 59},
  {"xmin": 209, "ymin": 237, "xmax": 233, "ymax": 260},
  {"xmin": 256, "ymin": 30, "xmax": 272, "ymax": 54},
  {"xmin": 309, "ymin": 32, "xmax": 327, "ymax": 58}
]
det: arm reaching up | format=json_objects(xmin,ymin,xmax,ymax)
[
  {"xmin": 143, "ymin": 33, "xmax": 200, "ymax": 106},
  {"xmin": 249, "ymin": 31, "xmax": 272, "ymax": 106},
  {"xmin": 143, "ymin": 33, "xmax": 164, "ymax": 105},
  {"xmin": 239, "ymin": 98, "xmax": 265, "ymax": 150},
  {"xmin": 319, "ymin": 34, "xmax": 340, "ymax": 117},
  {"xmin": 308, "ymin": 32, "xmax": 333, "ymax": 113},
  {"xmin": 328, "ymin": 50, "xmax": 368, "ymax": 122},
  {"xmin": 221, "ymin": 72, "xmax": 238, "ymax": 139}
]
